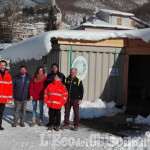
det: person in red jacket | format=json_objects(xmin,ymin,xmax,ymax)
[
  {"xmin": 44, "ymin": 73, "xmax": 68, "ymax": 131},
  {"xmin": 0, "ymin": 60, "xmax": 13, "ymax": 130},
  {"xmin": 29, "ymin": 66, "xmax": 47, "ymax": 127}
]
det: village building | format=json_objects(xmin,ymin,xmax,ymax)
[
  {"xmin": 73, "ymin": 9, "xmax": 150, "ymax": 31},
  {"xmin": 13, "ymin": 22, "xmax": 45, "ymax": 41}
]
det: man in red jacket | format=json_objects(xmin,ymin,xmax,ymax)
[{"xmin": 0, "ymin": 60, "xmax": 13, "ymax": 130}]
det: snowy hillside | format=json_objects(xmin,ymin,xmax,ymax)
[
  {"xmin": 74, "ymin": 0, "xmax": 149, "ymax": 11},
  {"xmin": 59, "ymin": 0, "xmax": 149, "ymax": 26},
  {"xmin": 0, "ymin": 0, "xmax": 48, "ymax": 10},
  {"xmin": 0, "ymin": 0, "xmax": 149, "ymax": 26}
]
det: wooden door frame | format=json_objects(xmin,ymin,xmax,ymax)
[{"xmin": 123, "ymin": 47, "xmax": 150, "ymax": 106}]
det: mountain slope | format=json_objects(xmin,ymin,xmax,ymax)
[
  {"xmin": 131, "ymin": 2, "xmax": 150, "ymax": 24},
  {"xmin": 57, "ymin": 0, "xmax": 149, "ymax": 26},
  {"xmin": 0, "ymin": 0, "xmax": 149, "ymax": 26}
]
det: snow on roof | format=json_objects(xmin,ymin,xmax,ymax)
[
  {"xmin": 20, "ymin": 23, "xmax": 32, "ymax": 26},
  {"xmin": 21, "ymin": 34, "xmax": 33, "ymax": 36},
  {"xmin": 81, "ymin": 20, "xmax": 136, "ymax": 30},
  {"xmin": 34, "ymin": 22, "xmax": 45, "ymax": 25},
  {"xmin": 131, "ymin": 16, "xmax": 150, "ymax": 27},
  {"xmin": 26, "ymin": 27, "xmax": 37, "ymax": 30},
  {"xmin": 99, "ymin": 9, "xmax": 134, "ymax": 17},
  {"xmin": 0, "ymin": 43, "xmax": 12, "ymax": 50},
  {"xmin": 2, "ymin": 29, "xmax": 150, "ymax": 63}
]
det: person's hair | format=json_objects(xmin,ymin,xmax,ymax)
[
  {"xmin": 70, "ymin": 68, "xmax": 77, "ymax": 72},
  {"xmin": 19, "ymin": 65, "xmax": 27, "ymax": 70},
  {"xmin": 34, "ymin": 66, "xmax": 45, "ymax": 77},
  {"xmin": 54, "ymin": 72, "xmax": 62, "ymax": 80},
  {"xmin": 51, "ymin": 63, "xmax": 59, "ymax": 69},
  {"xmin": 0, "ymin": 60, "xmax": 7, "ymax": 66}
]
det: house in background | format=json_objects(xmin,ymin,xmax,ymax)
[
  {"xmin": 73, "ymin": 9, "xmax": 150, "ymax": 31},
  {"xmin": 13, "ymin": 22, "xmax": 45, "ymax": 41}
]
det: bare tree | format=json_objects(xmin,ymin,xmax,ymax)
[{"xmin": 3, "ymin": 0, "xmax": 23, "ymax": 44}]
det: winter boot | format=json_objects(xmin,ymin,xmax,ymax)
[
  {"xmin": 12, "ymin": 123, "xmax": 17, "ymax": 127},
  {"xmin": 46, "ymin": 122, "xmax": 51, "ymax": 127},
  {"xmin": 39, "ymin": 118, "xmax": 43, "ymax": 126},
  {"xmin": 60, "ymin": 125, "xmax": 69, "ymax": 130},
  {"xmin": 0, "ymin": 124, "xmax": 4, "ymax": 130},
  {"xmin": 47, "ymin": 125, "xmax": 54, "ymax": 130},
  {"xmin": 73, "ymin": 126, "xmax": 78, "ymax": 131},
  {"xmin": 30, "ymin": 118, "xmax": 36, "ymax": 127},
  {"xmin": 20, "ymin": 123, "xmax": 25, "ymax": 127},
  {"xmin": 54, "ymin": 126, "xmax": 60, "ymax": 131}
]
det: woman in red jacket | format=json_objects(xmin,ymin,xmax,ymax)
[
  {"xmin": 44, "ymin": 73, "xmax": 68, "ymax": 131},
  {"xmin": 29, "ymin": 66, "xmax": 47, "ymax": 127}
]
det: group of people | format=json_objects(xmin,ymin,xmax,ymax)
[{"xmin": 0, "ymin": 60, "xmax": 84, "ymax": 131}]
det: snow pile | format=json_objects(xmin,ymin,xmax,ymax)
[
  {"xmin": 79, "ymin": 99, "xmax": 122, "ymax": 119},
  {"xmin": 135, "ymin": 115, "xmax": 150, "ymax": 125},
  {"xmin": 126, "ymin": 115, "xmax": 150, "ymax": 126},
  {"xmin": 126, "ymin": 118, "xmax": 134, "ymax": 123},
  {"xmin": 2, "ymin": 29, "xmax": 150, "ymax": 63},
  {"xmin": 27, "ymin": 99, "xmax": 123, "ymax": 121}
]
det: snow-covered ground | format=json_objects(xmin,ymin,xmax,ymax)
[{"xmin": 1, "ymin": 100, "xmax": 150, "ymax": 150}]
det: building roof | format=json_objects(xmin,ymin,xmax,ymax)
[
  {"xmin": 34, "ymin": 22, "xmax": 45, "ymax": 25},
  {"xmin": 72, "ymin": 19, "xmax": 136, "ymax": 30},
  {"xmin": 130, "ymin": 17, "xmax": 150, "ymax": 28},
  {"xmin": 2, "ymin": 29, "xmax": 150, "ymax": 63},
  {"xmin": 99, "ymin": 9, "xmax": 134, "ymax": 17}
]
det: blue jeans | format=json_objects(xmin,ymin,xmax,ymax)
[{"xmin": 32, "ymin": 100, "xmax": 44, "ymax": 118}]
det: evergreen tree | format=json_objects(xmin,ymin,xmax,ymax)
[
  {"xmin": 83, "ymin": 15, "xmax": 86, "ymax": 23},
  {"xmin": 0, "ymin": 20, "xmax": 12, "ymax": 43},
  {"xmin": 44, "ymin": 5, "xmax": 57, "ymax": 31},
  {"xmin": 23, "ymin": 7, "xmax": 35, "ymax": 16},
  {"xmin": 80, "ymin": 15, "xmax": 87, "ymax": 25},
  {"xmin": 29, "ymin": 7, "xmax": 35, "ymax": 16}
]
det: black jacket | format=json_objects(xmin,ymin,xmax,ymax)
[
  {"xmin": 13, "ymin": 73, "xmax": 31, "ymax": 101},
  {"xmin": 65, "ymin": 76, "xmax": 84, "ymax": 100},
  {"xmin": 47, "ymin": 71, "xmax": 65, "ymax": 85},
  {"xmin": 0, "ymin": 70, "xmax": 6, "ymax": 79}
]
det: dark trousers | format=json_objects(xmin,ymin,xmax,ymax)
[
  {"xmin": 64, "ymin": 100, "xmax": 79, "ymax": 127},
  {"xmin": 0, "ymin": 103, "xmax": 5, "ymax": 125},
  {"xmin": 49, "ymin": 108, "xmax": 61, "ymax": 126},
  {"xmin": 14, "ymin": 100, "xmax": 27, "ymax": 124}
]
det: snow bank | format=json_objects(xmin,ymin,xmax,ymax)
[
  {"xmin": 2, "ymin": 29, "xmax": 150, "ymax": 63},
  {"xmin": 126, "ymin": 118, "xmax": 134, "ymax": 123},
  {"xmin": 135, "ymin": 115, "xmax": 150, "ymax": 125},
  {"xmin": 79, "ymin": 99, "xmax": 122, "ymax": 119},
  {"xmin": 126, "ymin": 115, "xmax": 150, "ymax": 126},
  {"xmin": 26, "ymin": 99, "xmax": 123, "ymax": 121}
]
